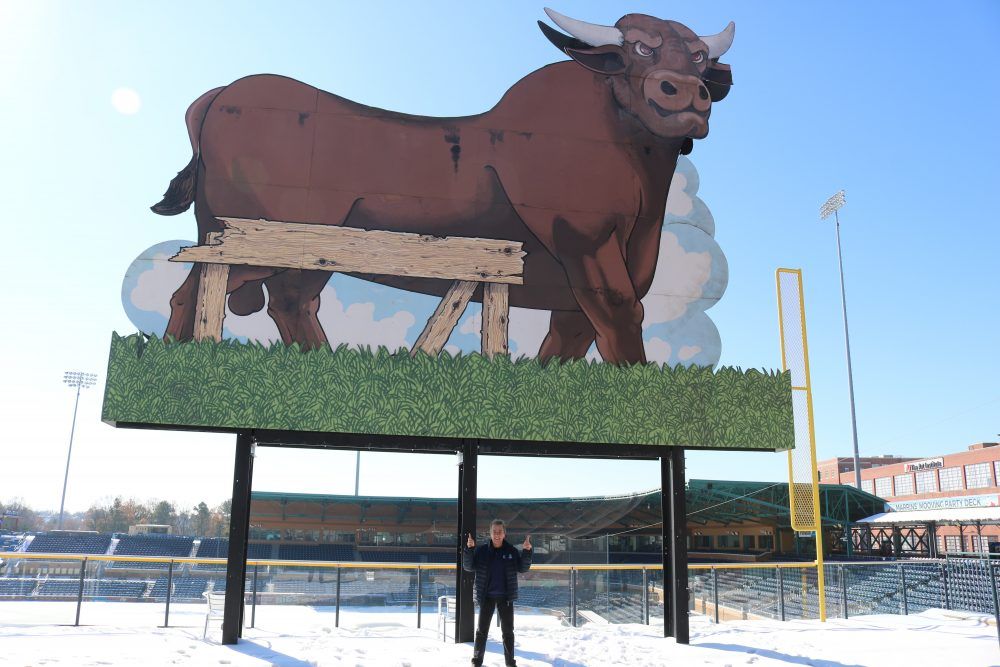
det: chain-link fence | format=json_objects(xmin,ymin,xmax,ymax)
[{"xmin": 1, "ymin": 553, "xmax": 997, "ymax": 638}]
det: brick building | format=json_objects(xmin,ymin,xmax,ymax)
[{"xmin": 818, "ymin": 443, "xmax": 1000, "ymax": 555}]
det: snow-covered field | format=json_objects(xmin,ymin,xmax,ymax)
[{"xmin": 0, "ymin": 601, "xmax": 996, "ymax": 667}]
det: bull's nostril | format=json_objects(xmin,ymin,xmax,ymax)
[
  {"xmin": 698, "ymin": 85, "xmax": 709, "ymax": 100},
  {"xmin": 660, "ymin": 81, "xmax": 677, "ymax": 96}
]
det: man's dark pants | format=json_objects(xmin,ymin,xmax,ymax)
[{"xmin": 472, "ymin": 596, "xmax": 515, "ymax": 666}]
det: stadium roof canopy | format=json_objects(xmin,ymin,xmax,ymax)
[{"xmin": 250, "ymin": 480, "xmax": 886, "ymax": 538}]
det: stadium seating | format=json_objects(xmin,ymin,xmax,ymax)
[
  {"xmin": 36, "ymin": 578, "xmax": 84, "ymax": 597},
  {"xmin": 108, "ymin": 535, "xmax": 194, "ymax": 569},
  {"xmin": 25, "ymin": 532, "xmax": 111, "ymax": 555},
  {"xmin": 93, "ymin": 580, "xmax": 149, "ymax": 598},
  {"xmin": 277, "ymin": 543, "xmax": 354, "ymax": 561},
  {"xmin": 358, "ymin": 549, "xmax": 451, "ymax": 563},
  {"xmin": 149, "ymin": 576, "xmax": 209, "ymax": 601},
  {"xmin": 0, "ymin": 579, "xmax": 37, "ymax": 596},
  {"xmin": 193, "ymin": 539, "xmax": 275, "ymax": 570}
]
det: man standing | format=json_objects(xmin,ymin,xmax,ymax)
[{"xmin": 463, "ymin": 519, "xmax": 532, "ymax": 667}]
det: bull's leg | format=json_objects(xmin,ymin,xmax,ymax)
[
  {"xmin": 264, "ymin": 269, "xmax": 332, "ymax": 351},
  {"xmin": 560, "ymin": 237, "xmax": 646, "ymax": 365},
  {"xmin": 165, "ymin": 267, "xmax": 200, "ymax": 342},
  {"xmin": 538, "ymin": 311, "xmax": 596, "ymax": 363}
]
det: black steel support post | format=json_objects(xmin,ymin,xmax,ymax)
[
  {"xmin": 335, "ymin": 567, "xmax": 342, "ymax": 628},
  {"xmin": 659, "ymin": 455, "xmax": 673, "ymax": 637},
  {"xmin": 668, "ymin": 447, "xmax": 690, "ymax": 644},
  {"xmin": 712, "ymin": 567, "xmax": 719, "ymax": 624},
  {"xmin": 988, "ymin": 561, "xmax": 1000, "ymax": 650},
  {"xmin": 164, "ymin": 559, "xmax": 174, "ymax": 627},
  {"xmin": 840, "ymin": 565, "xmax": 848, "ymax": 619},
  {"xmin": 455, "ymin": 440, "xmax": 477, "ymax": 643},
  {"xmin": 642, "ymin": 568, "xmax": 649, "ymax": 625},
  {"xmin": 250, "ymin": 564, "xmax": 258, "ymax": 629},
  {"xmin": 570, "ymin": 568, "xmax": 578, "ymax": 627},
  {"xmin": 75, "ymin": 557, "xmax": 86, "ymax": 626},
  {"xmin": 941, "ymin": 562, "xmax": 950, "ymax": 610},
  {"xmin": 222, "ymin": 432, "xmax": 255, "ymax": 645},
  {"xmin": 777, "ymin": 566, "xmax": 785, "ymax": 621},
  {"xmin": 899, "ymin": 564, "xmax": 908, "ymax": 615},
  {"xmin": 417, "ymin": 566, "xmax": 423, "ymax": 629}
]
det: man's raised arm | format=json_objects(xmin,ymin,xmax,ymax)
[
  {"xmin": 462, "ymin": 532, "xmax": 476, "ymax": 572},
  {"xmin": 518, "ymin": 534, "xmax": 532, "ymax": 572}
]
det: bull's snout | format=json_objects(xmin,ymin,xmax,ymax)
[
  {"xmin": 645, "ymin": 71, "xmax": 711, "ymax": 115},
  {"xmin": 660, "ymin": 80, "xmax": 709, "ymax": 101}
]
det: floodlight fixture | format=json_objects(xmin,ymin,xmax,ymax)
[{"xmin": 819, "ymin": 190, "xmax": 846, "ymax": 221}]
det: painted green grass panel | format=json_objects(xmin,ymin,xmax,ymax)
[{"xmin": 102, "ymin": 333, "xmax": 793, "ymax": 450}]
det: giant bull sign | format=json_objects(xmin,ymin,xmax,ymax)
[{"xmin": 152, "ymin": 8, "xmax": 734, "ymax": 365}]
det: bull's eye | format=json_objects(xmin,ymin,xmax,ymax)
[
  {"xmin": 634, "ymin": 42, "xmax": 654, "ymax": 57},
  {"xmin": 691, "ymin": 51, "xmax": 705, "ymax": 64}
]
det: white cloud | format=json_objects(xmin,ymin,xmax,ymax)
[
  {"xmin": 645, "ymin": 337, "xmax": 673, "ymax": 364},
  {"xmin": 507, "ymin": 307, "xmax": 551, "ymax": 358},
  {"xmin": 642, "ymin": 229, "xmax": 712, "ymax": 327},
  {"xmin": 317, "ymin": 285, "xmax": 416, "ymax": 353},
  {"xmin": 222, "ymin": 286, "xmax": 281, "ymax": 344},
  {"xmin": 459, "ymin": 311, "xmax": 482, "ymax": 339},
  {"xmin": 129, "ymin": 253, "xmax": 189, "ymax": 316},
  {"xmin": 678, "ymin": 345, "xmax": 701, "ymax": 362},
  {"xmin": 665, "ymin": 171, "xmax": 693, "ymax": 217}
]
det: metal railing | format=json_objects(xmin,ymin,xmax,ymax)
[{"xmin": 0, "ymin": 552, "xmax": 996, "ymax": 646}]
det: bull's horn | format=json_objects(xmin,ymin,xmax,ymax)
[
  {"xmin": 543, "ymin": 7, "xmax": 623, "ymax": 47},
  {"xmin": 699, "ymin": 21, "xmax": 735, "ymax": 60}
]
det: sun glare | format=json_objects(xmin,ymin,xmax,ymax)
[{"xmin": 111, "ymin": 87, "xmax": 142, "ymax": 115}]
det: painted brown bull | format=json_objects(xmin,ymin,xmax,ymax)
[{"xmin": 152, "ymin": 8, "xmax": 734, "ymax": 365}]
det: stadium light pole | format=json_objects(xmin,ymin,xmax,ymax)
[
  {"xmin": 59, "ymin": 371, "xmax": 98, "ymax": 529},
  {"xmin": 354, "ymin": 451, "xmax": 361, "ymax": 496},
  {"xmin": 820, "ymin": 190, "xmax": 862, "ymax": 490}
]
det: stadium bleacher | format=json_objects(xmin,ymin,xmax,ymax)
[
  {"xmin": 25, "ymin": 532, "xmax": 111, "ymax": 555},
  {"xmin": 36, "ymin": 578, "xmax": 84, "ymax": 597},
  {"xmin": 149, "ymin": 576, "xmax": 209, "ymax": 600},
  {"xmin": 108, "ymin": 535, "xmax": 194, "ymax": 570},
  {"xmin": 0, "ymin": 578, "xmax": 37, "ymax": 596},
  {"xmin": 192, "ymin": 539, "xmax": 275, "ymax": 570},
  {"xmin": 277, "ymin": 543, "xmax": 354, "ymax": 561},
  {"xmin": 358, "ymin": 549, "xmax": 451, "ymax": 563}
]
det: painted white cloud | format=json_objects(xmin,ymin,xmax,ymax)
[
  {"xmin": 665, "ymin": 171, "xmax": 693, "ymax": 218},
  {"xmin": 459, "ymin": 312, "xmax": 482, "ymax": 339},
  {"xmin": 507, "ymin": 307, "xmax": 551, "ymax": 358},
  {"xmin": 316, "ymin": 286, "xmax": 416, "ymax": 353},
  {"xmin": 641, "ymin": 229, "xmax": 713, "ymax": 328},
  {"xmin": 678, "ymin": 345, "xmax": 701, "ymax": 362},
  {"xmin": 129, "ymin": 253, "xmax": 189, "ymax": 317},
  {"xmin": 645, "ymin": 337, "xmax": 673, "ymax": 364},
  {"xmin": 221, "ymin": 287, "xmax": 281, "ymax": 344}
]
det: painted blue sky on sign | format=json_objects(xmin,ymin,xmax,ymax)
[{"xmin": 121, "ymin": 156, "xmax": 728, "ymax": 368}]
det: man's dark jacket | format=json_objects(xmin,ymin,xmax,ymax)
[{"xmin": 462, "ymin": 539, "xmax": 532, "ymax": 603}]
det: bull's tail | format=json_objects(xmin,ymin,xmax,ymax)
[
  {"xmin": 150, "ymin": 154, "xmax": 198, "ymax": 215},
  {"xmin": 150, "ymin": 86, "xmax": 225, "ymax": 217}
]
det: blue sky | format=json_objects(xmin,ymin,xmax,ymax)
[{"xmin": 1, "ymin": 1, "xmax": 997, "ymax": 514}]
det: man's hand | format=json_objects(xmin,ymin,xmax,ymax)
[
  {"xmin": 467, "ymin": 532, "xmax": 475, "ymax": 548},
  {"xmin": 522, "ymin": 535, "xmax": 532, "ymax": 551}
]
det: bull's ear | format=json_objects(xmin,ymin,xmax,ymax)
[
  {"xmin": 703, "ymin": 61, "xmax": 733, "ymax": 102},
  {"xmin": 564, "ymin": 45, "xmax": 627, "ymax": 76}
]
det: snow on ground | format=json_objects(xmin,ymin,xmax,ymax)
[{"xmin": 0, "ymin": 602, "xmax": 996, "ymax": 667}]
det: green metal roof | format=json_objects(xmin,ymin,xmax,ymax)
[{"xmin": 252, "ymin": 480, "xmax": 886, "ymax": 534}]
